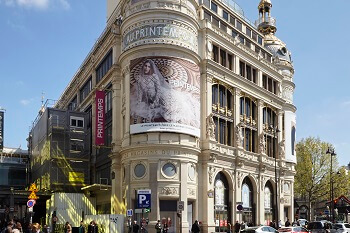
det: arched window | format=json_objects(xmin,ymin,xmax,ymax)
[
  {"xmin": 214, "ymin": 172, "xmax": 230, "ymax": 232},
  {"xmin": 212, "ymin": 84, "xmax": 234, "ymax": 146},
  {"xmin": 240, "ymin": 96, "xmax": 257, "ymax": 152},
  {"xmin": 264, "ymin": 182, "xmax": 274, "ymax": 224},
  {"xmin": 242, "ymin": 177, "xmax": 255, "ymax": 225}
]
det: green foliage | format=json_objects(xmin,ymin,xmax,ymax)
[{"xmin": 295, "ymin": 137, "xmax": 334, "ymax": 203}]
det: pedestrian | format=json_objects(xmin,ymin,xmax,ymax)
[
  {"xmin": 79, "ymin": 221, "xmax": 85, "ymax": 233},
  {"xmin": 234, "ymin": 221, "xmax": 240, "ymax": 233},
  {"xmin": 227, "ymin": 221, "xmax": 232, "ymax": 233},
  {"xmin": 155, "ymin": 221, "xmax": 161, "ymax": 233},
  {"xmin": 285, "ymin": 219, "xmax": 291, "ymax": 227},
  {"xmin": 191, "ymin": 220, "xmax": 200, "ymax": 233},
  {"xmin": 240, "ymin": 222, "xmax": 245, "ymax": 231},
  {"xmin": 64, "ymin": 222, "xmax": 72, "ymax": 233},
  {"xmin": 278, "ymin": 220, "xmax": 282, "ymax": 229},
  {"xmin": 162, "ymin": 223, "xmax": 168, "ymax": 233},
  {"xmin": 91, "ymin": 221, "xmax": 98, "ymax": 233},
  {"xmin": 15, "ymin": 222, "xmax": 23, "ymax": 233},
  {"xmin": 31, "ymin": 223, "xmax": 43, "ymax": 233},
  {"xmin": 132, "ymin": 221, "xmax": 139, "ymax": 233}
]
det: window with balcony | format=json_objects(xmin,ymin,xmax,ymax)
[
  {"xmin": 212, "ymin": 84, "xmax": 234, "ymax": 146},
  {"xmin": 240, "ymin": 96, "xmax": 257, "ymax": 152},
  {"xmin": 263, "ymin": 107, "xmax": 277, "ymax": 158},
  {"xmin": 262, "ymin": 74, "xmax": 278, "ymax": 94}
]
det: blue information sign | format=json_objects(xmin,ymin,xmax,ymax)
[{"xmin": 137, "ymin": 190, "xmax": 151, "ymax": 208}]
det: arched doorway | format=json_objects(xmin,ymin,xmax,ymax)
[
  {"xmin": 242, "ymin": 177, "xmax": 255, "ymax": 225},
  {"xmin": 214, "ymin": 172, "xmax": 231, "ymax": 232},
  {"xmin": 264, "ymin": 181, "xmax": 274, "ymax": 225}
]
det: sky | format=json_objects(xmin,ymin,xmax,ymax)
[{"xmin": 0, "ymin": 0, "xmax": 349, "ymax": 166}]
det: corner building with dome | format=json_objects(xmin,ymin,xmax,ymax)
[{"xmin": 55, "ymin": 0, "xmax": 296, "ymax": 232}]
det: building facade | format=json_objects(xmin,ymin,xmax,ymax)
[{"xmin": 54, "ymin": 0, "xmax": 296, "ymax": 232}]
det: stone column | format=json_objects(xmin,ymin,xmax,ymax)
[
  {"xmin": 258, "ymin": 70, "xmax": 263, "ymax": 87},
  {"xmin": 122, "ymin": 66, "xmax": 130, "ymax": 147},
  {"xmin": 235, "ymin": 56, "xmax": 240, "ymax": 75},
  {"xmin": 148, "ymin": 162, "xmax": 159, "ymax": 233},
  {"xmin": 257, "ymin": 175, "xmax": 265, "ymax": 225},
  {"xmin": 235, "ymin": 171, "xmax": 242, "ymax": 223},
  {"xmin": 180, "ymin": 162, "xmax": 189, "ymax": 233},
  {"xmin": 112, "ymin": 76, "xmax": 122, "ymax": 149},
  {"xmin": 110, "ymin": 153, "xmax": 123, "ymax": 214}
]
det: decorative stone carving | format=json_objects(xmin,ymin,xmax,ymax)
[
  {"xmin": 234, "ymin": 34, "xmax": 240, "ymax": 45},
  {"xmin": 236, "ymin": 125, "xmax": 244, "ymax": 148},
  {"xmin": 207, "ymin": 113, "xmax": 216, "ymax": 140},
  {"xmin": 282, "ymin": 86, "xmax": 294, "ymax": 102},
  {"xmin": 258, "ymin": 50, "xmax": 264, "ymax": 60},
  {"xmin": 187, "ymin": 188, "xmax": 196, "ymax": 196},
  {"xmin": 279, "ymin": 139, "xmax": 285, "ymax": 159},
  {"xmin": 208, "ymin": 166, "xmax": 216, "ymax": 184},
  {"xmin": 160, "ymin": 187, "xmax": 178, "ymax": 195},
  {"xmin": 209, "ymin": 153, "xmax": 217, "ymax": 163},
  {"xmin": 259, "ymin": 134, "xmax": 266, "ymax": 154},
  {"xmin": 237, "ymin": 172, "xmax": 245, "ymax": 188}
]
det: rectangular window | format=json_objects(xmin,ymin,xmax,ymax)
[
  {"xmin": 212, "ymin": 84, "xmax": 218, "ymax": 104},
  {"xmin": 232, "ymin": 29, "xmax": 238, "ymax": 38},
  {"xmin": 239, "ymin": 61, "xmax": 245, "ymax": 77},
  {"xmin": 210, "ymin": 1, "xmax": 217, "ymax": 13},
  {"xmin": 223, "ymin": 10, "xmax": 228, "ymax": 21},
  {"xmin": 79, "ymin": 77, "xmax": 92, "ymax": 102},
  {"xmin": 68, "ymin": 96, "xmax": 77, "ymax": 111},
  {"xmin": 105, "ymin": 84, "xmax": 113, "ymax": 119},
  {"xmin": 220, "ymin": 22, "xmax": 227, "ymax": 32},
  {"xmin": 220, "ymin": 49, "xmax": 226, "ymax": 66},
  {"xmin": 258, "ymin": 36, "xmax": 263, "ymax": 45},
  {"xmin": 245, "ymin": 39, "xmax": 251, "ymax": 49},
  {"xmin": 213, "ymin": 45, "xmax": 219, "ymax": 62},
  {"xmin": 246, "ymin": 28, "xmax": 252, "ymax": 37},
  {"xmin": 246, "ymin": 65, "xmax": 252, "ymax": 81},
  {"xmin": 252, "ymin": 32, "xmax": 257, "ymax": 41},
  {"xmin": 70, "ymin": 116, "xmax": 84, "ymax": 128},
  {"xmin": 236, "ymin": 20, "xmax": 242, "ymax": 31},
  {"xmin": 263, "ymin": 75, "xmax": 267, "ymax": 89},
  {"xmin": 219, "ymin": 119, "xmax": 225, "ymax": 144},
  {"xmin": 212, "ymin": 16, "xmax": 219, "ymax": 27},
  {"xmin": 228, "ymin": 54, "xmax": 233, "ymax": 70},
  {"xmin": 229, "ymin": 15, "xmax": 235, "ymax": 26},
  {"xmin": 239, "ymin": 35, "xmax": 245, "ymax": 44},
  {"xmin": 252, "ymin": 69, "xmax": 257, "ymax": 83},
  {"xmin": 96, "ymin": 50, "xmax": 113, "ymax": 83},
  {"xmin": 204, "ymin": 10, "xmax": 211, "ymax": 21}
]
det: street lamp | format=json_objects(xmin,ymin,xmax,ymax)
[
  {"xmin": 271, "ymin": 125, "xmax": 281, "ymax": 223},
  {"xmin": 326, "ymin": 146, "xmax": 336, "ymax": 222}
]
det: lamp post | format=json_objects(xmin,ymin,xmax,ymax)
[
  {"xmin": 326, "ymin": 146, "xmax": 336, "ymax": 222},
  {"xmin": 271, "ymin": 125, "xmax": 281, "ymax": 223}
]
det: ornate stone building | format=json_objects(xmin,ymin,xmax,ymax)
[{"xmin": 55, "ymin": 0, "xmax": 296, "ymax": 232}]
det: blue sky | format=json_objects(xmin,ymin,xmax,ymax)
[{"xmin": 0, "ymin": 0, "xmax": 349, "ymax": 167}]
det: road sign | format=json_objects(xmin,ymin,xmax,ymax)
[
  {"xmin": 29, "ymin": 183, "xmax": 38, "ymax": 192},
  {"xmin": 27, "ymin": 199, "xmax": 36, "ymax": 208},
  {"xmin": 177, "ymin": 201, "xmax": 184, "ymax": 212},
  {"xmin": 28, "ymin": 191, "xmax": 38, "ymax": 200},
  {"xmin": 144, "ymin": 208, "xmax": 151, "ymax": 213},
  {"xmin": 127, "ymin": 209, "xmax": 133, "ymax": 216},
  {"xmin": 28, "ymin": 207, "xmax": 33, "ymax": 212},
  {"xmin": 137, "ymin": 189, "xmax": 151, "ymax": 208},
  {"xmin": 237, "ymin": 204, "xmax": 243, "ymax": 211},
  {"xmin": 324, "ymin": 210, "xmax": 330, "ymax": 215}
]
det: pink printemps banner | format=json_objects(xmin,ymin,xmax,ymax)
[{"xmin": 95, "ymin": 90, "xmax": 105, "ymax": 146}]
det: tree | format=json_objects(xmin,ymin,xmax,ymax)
[{"xmin": 295, "ymin": 137, "xmax": 337, "ymax": 219}]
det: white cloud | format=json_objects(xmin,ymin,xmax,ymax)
[
  {"xmin": 20, "ymin": 98, "xmax": 34, "ymax": 106},
  {"xmin": 0, "ymin": 0, "xmax": 70, "ymax": 10}
]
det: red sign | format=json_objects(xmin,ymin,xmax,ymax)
[{"xmin": 95, "ymin": 90, "xmax": 105, "ymax": 146}]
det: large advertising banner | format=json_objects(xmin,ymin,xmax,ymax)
[
  {"xmin": 0, "ymin": 111, "xmax": 3, "ymax": 150},
  {"xmin": 130, "ymin": 57, "xmax": 200, "ymax": 137},
  {"xmin": 95, "ymin": 90, "xmax": 105, "ymax": 146}
]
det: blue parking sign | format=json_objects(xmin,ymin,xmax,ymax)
[{"xmin": 137, "ymin": 190, "xmax": 151, "ymax": 208}]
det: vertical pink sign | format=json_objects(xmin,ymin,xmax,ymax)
[{"xmin": 95, "ymin": 90, "xmax": 105, "ymax": 146}]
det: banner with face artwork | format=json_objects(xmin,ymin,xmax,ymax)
[{"xmin": 130, "ymin": 57, "xmax": 200, "ymax": 137}]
